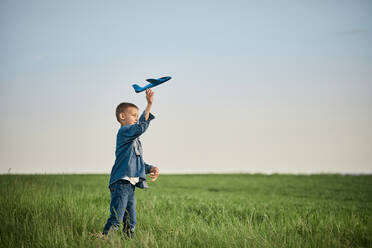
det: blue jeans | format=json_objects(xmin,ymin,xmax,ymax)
[{"xmin": 103, "ymin": 180, "xmax": 137, "ymax": 234}]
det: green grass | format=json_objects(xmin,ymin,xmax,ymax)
[{"xmin": 0, "ymin": 174, "xmax": 371, "ymax": 247}]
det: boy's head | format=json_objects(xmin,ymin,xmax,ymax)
[{"xmin": 116, "ymin": 102, "xmax": 139, "ymax": 126}]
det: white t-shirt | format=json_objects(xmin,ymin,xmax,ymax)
[{"xmin": 122, "ymin": 176, "xmax": 139, "ymax": 185}]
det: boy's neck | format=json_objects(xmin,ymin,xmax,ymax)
[{"xmin": 121, "ymin": 121, "xmax": 132, "ymax": 127}]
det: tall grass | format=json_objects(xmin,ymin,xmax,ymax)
[{"xmin": 0, "ymin": 174, "xmax": 371, "ymax": 247}]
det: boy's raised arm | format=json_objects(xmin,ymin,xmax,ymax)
[
  {"xmin": 144, "ymin": 88, "xmax": 154, "ymax": 121},
  {"xmin": 121, "ymin": 89, "xmax": 155, "ymax": 141},
  {"xmin": 121, "ymin": 118, "xmax": 153, "ymax": 140}
]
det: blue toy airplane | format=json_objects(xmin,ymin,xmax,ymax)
[{"xmin": 132, "ymin": 76, "xmax": 172, "ymax": 93}]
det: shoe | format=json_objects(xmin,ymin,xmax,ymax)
[{"xmin": 126, "ymin": 229, "xmax": 135, "ymax": 239}]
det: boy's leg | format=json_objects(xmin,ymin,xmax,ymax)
[
  {"xmin": 123, "ymin": 185, "xmax": 136, "ymax": 238},
  {"xmin": 102, "ymin": 181, "xmax": 131, "ymax": 235}
]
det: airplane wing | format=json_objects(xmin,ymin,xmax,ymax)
[{"xmin": 146, "ymin": 78, "xmax": 158, "ymax": 83}]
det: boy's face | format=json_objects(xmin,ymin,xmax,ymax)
[{"xmin": 120, "ymin": 107, "xmax": 139, "ymax": 125}]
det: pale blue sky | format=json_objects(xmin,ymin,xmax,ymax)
[{"xmin": 1, "ymin": 0, "xmax": 371, "ymax": 174}]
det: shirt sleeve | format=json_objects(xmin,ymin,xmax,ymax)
[
  {"xmin": 144, "ymin": 163, "xmax": 153, "ymax": 174},
  {"xmin": 138, "ymin": 110, "xmax": 155, "ymax": 122},
  {"xmin": 121, "ymin": 111, "xmax": 155, "ymax": 141}
]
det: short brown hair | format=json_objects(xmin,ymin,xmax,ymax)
[{"xmin": 115, "ymin": 102, "xmax": 138, "ymax": 123}]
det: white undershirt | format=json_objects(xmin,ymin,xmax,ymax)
[{"xmin": 122, "ymin": 176, "xmax": 139, "ymax": 185}]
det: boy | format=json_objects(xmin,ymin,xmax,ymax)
[{"xmin": 102, "ymin": 88, "xmax": 159, "ymax": 239}]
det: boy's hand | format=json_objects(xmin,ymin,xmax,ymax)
[
  {"xmin": 149, "ymin": 166, "xmax": 159, "ymax": 181},
  {"xmin": 146, "ymin": 89, "xmax": 154, "ymax": 105}
]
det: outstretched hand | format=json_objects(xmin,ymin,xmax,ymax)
[
  {"xmin": 145, "ymin": 89, "xmax": 154, "ymax": 105},
  {"xmin": 149, "ymin": 166, "xmax": 159, "ymax": 182}
]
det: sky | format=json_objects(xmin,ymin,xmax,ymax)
[{"xmin": 0, "ymin": 0, "xmax": 371, "ymax": 174}]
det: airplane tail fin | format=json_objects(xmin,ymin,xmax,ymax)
[{"xmin": 132, "ymin": 84, "xmax": 143, "ymax": 93}]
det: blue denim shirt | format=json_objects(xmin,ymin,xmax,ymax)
[{"xmin": 109, "ymin": 111, "xmax": 155, "ymax": 188}]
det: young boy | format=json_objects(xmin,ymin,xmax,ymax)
[{"xmin": 102, "ymin": 88, "xmax": 159, "ymax": 238}]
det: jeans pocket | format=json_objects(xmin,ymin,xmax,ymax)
[{"xmin": 110, "ymin": 183, "xmax": 120, "ymax": 193}]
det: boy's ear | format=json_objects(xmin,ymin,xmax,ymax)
[{"xmin": 119, "ymin": 113, "xmax": 125, "ymax": 120}]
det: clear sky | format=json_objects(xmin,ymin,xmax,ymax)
[{"xmin": 1, "ymin": 0, "xmax": 371, "ymax": 174}]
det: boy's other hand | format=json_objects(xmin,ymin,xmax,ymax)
[
  {"xmin": 149, "ymin": 166, "xmax": 159, "ymax": 181},
  {"xmin": 146, "ymin": 89, "xmax": 154, "ymax": 105}
]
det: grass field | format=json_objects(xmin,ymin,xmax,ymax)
[{"xmin": 0, "ymin": 174, "xmax": 371, "ymax": 248}]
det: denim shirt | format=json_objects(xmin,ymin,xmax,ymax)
[{"xmin": 108, "ymin": 111, "xmax": 155, "ymax": 188}]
